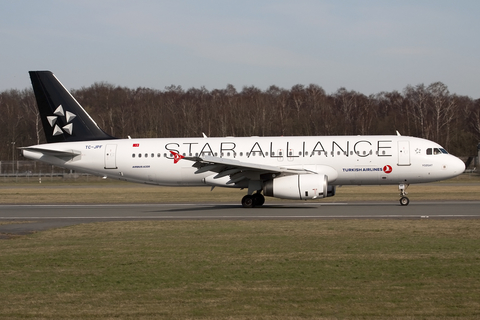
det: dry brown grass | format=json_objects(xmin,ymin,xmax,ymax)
[{"xmin": 1, "ymin": 173, "xmax": 479, "ymax": 204}]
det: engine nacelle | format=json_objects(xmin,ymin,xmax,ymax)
[{"xmin": 263, "ymin": 174, "xmax": 334, "ymax": 200}]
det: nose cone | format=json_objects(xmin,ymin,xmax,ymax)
[{"xmin": 449, "ymin": 156, "xmax": 466, "ymax": 176}]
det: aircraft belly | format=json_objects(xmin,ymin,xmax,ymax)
[
  {"xmin": 180, "ymin": 166, "xmax": 206, "ymax": 185},
  {"xmin": 354, "ymin": 165, "xmax": 380, "ymax": 184}
]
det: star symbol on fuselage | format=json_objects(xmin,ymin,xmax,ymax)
[{"xmin": 47, "ymin": 105, "xmax": 76, "ymax": 136}]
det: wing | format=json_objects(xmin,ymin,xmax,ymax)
[{"xmin": 170, "ymin": 151, "xmax": 311, "ymax": 185}]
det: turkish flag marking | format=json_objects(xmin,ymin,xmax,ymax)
[{"xmin": 133, "ymin": 143, "xmax": 140, "ymax": 147}]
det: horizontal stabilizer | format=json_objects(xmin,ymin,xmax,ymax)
[{"xmin": 20, "ymin": 147, "xmax": 81, "ymax": 157}]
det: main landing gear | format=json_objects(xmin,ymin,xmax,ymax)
[
  {"xmin": 399, "ymin": 183, "xmax": 410, "ymax": 206},
  {"xmin": 241, "ymin": 192, "xmax": 265, "ymax": 208}
]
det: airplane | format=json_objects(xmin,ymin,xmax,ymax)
[{"xmin": 21, "ymin": 71, "xmax": 466, "ymax": 207}]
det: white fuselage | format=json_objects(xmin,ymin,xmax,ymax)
[{"xmin": 23, "ymin": 135, "xmax": 465, "ymax": 187}]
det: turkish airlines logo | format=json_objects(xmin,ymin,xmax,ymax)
[
  {"xmin": 383, "ymin": 165, "xmax": 393, "ymax": 174},
  {"xmin": 170, "ymin": 151, "xmax": 185, "ymax": 164},
  {"xmin": 47, "ymin": 105, "xmax": 76, "ymax": 136}
]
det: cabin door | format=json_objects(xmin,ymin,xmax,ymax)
[
  {"xmin": 397, "ymin": 141, "xmax": 411, "ymax": 166},
  {"xmin": 105, "ymin": 144, "xmax": 118, "ymax": 169}
]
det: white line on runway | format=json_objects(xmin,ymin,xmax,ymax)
[{"xmin": 2, "ymin": 215, "xmax": 480, "ymax": 220}]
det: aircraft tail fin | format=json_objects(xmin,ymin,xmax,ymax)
[{"xmin": 29, "ymin": 71, "xmax": 116, "ymax": 143}]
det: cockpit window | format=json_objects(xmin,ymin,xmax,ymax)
[{"xmin": 426, "ymin": 148, "xmax": 449, "ymax": 155}]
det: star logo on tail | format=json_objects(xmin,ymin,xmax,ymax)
[{"xmin": 47, "ymin": 105, "xmax": 76, "ymax": 136}]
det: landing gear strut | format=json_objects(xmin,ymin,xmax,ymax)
[
  {"xmin": 399, "ymin": 183, "xmax": 410, "ymax": 206},
  {"xmin": 241, "ymin": 193, "xmax": 265, "ymax": 208}
]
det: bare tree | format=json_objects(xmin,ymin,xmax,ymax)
[{"xmin": 404, "ymin": 84, "xmax": 430, "ymax": 138}]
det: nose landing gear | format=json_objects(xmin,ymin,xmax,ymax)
[{"xmin": 399, "ymin": 183, "xmax": 410, "ymax": 206}]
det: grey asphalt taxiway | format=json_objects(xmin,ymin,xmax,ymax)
[{"xmin": 1, "ymin": 201, "xmax": 479, "ymax": 237}]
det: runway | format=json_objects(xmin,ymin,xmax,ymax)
[{"xmin": 1, "ymin": 201, "xmax": 479, "ymax": 237}]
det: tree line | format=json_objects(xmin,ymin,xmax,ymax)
[{"xmin": 0, "ymin": 81, "xmax": 479, "ymax": 161}]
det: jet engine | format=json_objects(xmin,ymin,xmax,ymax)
[{"xmin": 263, "ymin": 174, "xmax": 335, "ymax": 200}]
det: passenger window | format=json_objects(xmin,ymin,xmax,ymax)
[
  {"xmin": 132, "ymin": 154, "xmax": 135, "ymax": 158},
  {"xmin": 151, "ymin": 153, "xmax": 154, "ymax": 158},
  {"xmin": 139, "ymin": 154, "xmax": 142, "ymax": 158}
]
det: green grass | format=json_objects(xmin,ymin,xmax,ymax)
[{"xmin": 1, "ymin": 220, "xmax": 480, "ymax": 319}]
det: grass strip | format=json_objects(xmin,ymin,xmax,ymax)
[{"xmin": 0, "ymin": 219, "xmax": 479, "ymax": 319}]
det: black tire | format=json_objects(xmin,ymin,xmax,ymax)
[
  {"xmin": 242, "ymin": 195, "xmax": 254, "ymax": 208},
  {"xmin": 252, "ymin": 194, "xmax": 265, "ymax": 207},
  {"xmin": 400, "ymin": 197, "xmax": 410, "ymax": 206}
]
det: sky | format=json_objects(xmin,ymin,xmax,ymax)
[{"xmin": 1, "ymin": 0, "xmax": 479, "ymax": 98}]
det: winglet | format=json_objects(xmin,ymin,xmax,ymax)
[{"xmin": 170, "ymin": 151, "xmax": 185, "ymax": 164}]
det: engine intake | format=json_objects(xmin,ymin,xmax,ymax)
[{"xmin": 263, "ymin": 174, "xmax": 334, "ymax": 200}]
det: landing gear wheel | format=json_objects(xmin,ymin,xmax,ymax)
[
  {"xmin": 400, "ymin": 196, "xmax": 410, "ymax": 206},
  {"xmin": 242, "ymin": 195, "xmax": 254, "ymax": 208},
  {"xmin": 398, "ymin": 184, "xmax": 410, "ymax": 206},
  {"xmin": 252, "ymin": 193, "xmax": 265, "ymax": 207}
]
